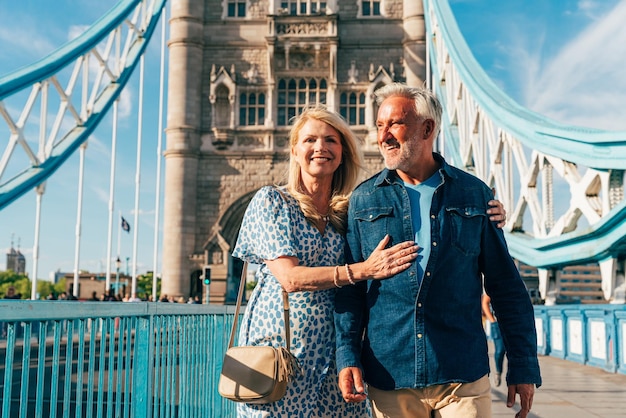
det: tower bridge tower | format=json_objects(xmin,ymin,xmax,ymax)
[{"xmin": 163, "ymin": 0, "xmax": 426, "ymax": 302}]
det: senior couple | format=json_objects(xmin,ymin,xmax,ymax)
[{"xmin": 232, "ymin": 83, "xmax": 541, "ymax": 418}]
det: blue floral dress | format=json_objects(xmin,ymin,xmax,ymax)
[{"xmin": 232, "ymin": 186, "xmax": 371, "ymax": 417}]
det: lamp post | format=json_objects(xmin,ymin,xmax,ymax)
[{"xmin": 115, "ymin": 257, "xmax": 121, "ymax": 299}]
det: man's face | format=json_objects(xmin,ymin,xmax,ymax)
[{"xmin": 376, "ymin": 96, "xmax": 423, "ymax": 171}]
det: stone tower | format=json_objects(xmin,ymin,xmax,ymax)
[
  {"xmin": 162, "ymin": 0, "xmax": 426, "ymax": 302},
  {"xmin": 6, "ymin": 235, "xmax": 26, "ymax": 274}
]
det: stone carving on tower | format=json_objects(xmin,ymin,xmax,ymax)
[
  {"xmin": 209, "ymin": 65, "xmax": 237, "ymax": 149},
  {"xmin": 347, "ymin": 61, "xmax": 359, "ymax": 84}
]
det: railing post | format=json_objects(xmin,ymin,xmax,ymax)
[
  {"xmin": 564, "ymin": 307, "xmax": 585, "ymax": 365},
  {"xmin": 605, "ymin": 308, "xmax": 618, "ymax": 372},
  {"xmin": 616, "ymin": 310, "xmax": 626, "ymax": 374},
  {"xmin": 132, "ymin": 315, "xmax": 152, "ymax": 416},
  {"xmin": 534, "ymin": 306, "xmax": 549, "ymax": 355},
  {"xmin": 547, "ymin": 308, "xmax": 566, "ymax": 359}
]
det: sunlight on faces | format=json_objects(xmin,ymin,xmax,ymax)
[
  {"xmin": 291, "ymin": 119, "xmax": 343, "ymax": 184},
  {"xmin": 376, "ymin": 96, "xmax": 426, "ymax": 173}
]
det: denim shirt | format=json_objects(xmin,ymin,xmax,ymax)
[{"xmin": 334, "ymin": 153, "xmax": 542, "ymax": 390}]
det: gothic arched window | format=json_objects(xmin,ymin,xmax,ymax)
[
  {"xmin": 226, "ymin": 0, "xmax": 246, "ymax": 17},
  {"xmin": 277, "ymin": 77, "xmax": 327, "ymax": 125},
  {"xmin": 239, "ymin": 92, "xmax": 266, "ymax": 126},
  {"xmin": 280, "ymin": 1, "xmax": 327, "ymax": 15},
  {"xmin": 360, "ymin": 1, "xmax": 381, "ymax": 16},
  {"xmin": 339, "ymin": 92, "xmax": 366, "ymax": 125}
]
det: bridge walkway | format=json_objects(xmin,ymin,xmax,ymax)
[{"xmin": 490, "ymin": 345, "xmax": 626, "ymax": 417}]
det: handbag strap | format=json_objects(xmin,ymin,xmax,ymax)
[{"xmin": 227, "ymin": 261, "xmax": 291, "ymax": 351}]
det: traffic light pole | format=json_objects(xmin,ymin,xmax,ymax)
[{"xmin": 202, "ymin": 266, "xmax": 211, "ymax": 304}]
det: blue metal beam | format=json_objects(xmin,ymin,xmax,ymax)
[{"xmin": 0, "ymin": 0, "xmax": 140, "ymax": 99}]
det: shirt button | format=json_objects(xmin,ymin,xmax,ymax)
[
  {"xmin": 417, "ymin": 302, "xmax": 422, "ymax": 308},
  {"xmin": 369, "ymin": 214, "xmax": 373, "ymax": 219},
  {"xmin": 426, "ymin": 272, "xmax": 431, "ymax": 277},
  {"xmin": 431, "ymin": 214, "xmax": 435, "ymax": 219},
  {"xmin": 417, "ymin": 334, "xmax": 423, "ymax": 338},
  {"xmin": 432, "ymin": 241, "xmax": 437, "ymax": 246},
  {"xmin": 465, "ymin": 211, "xmax": 470, "ymax": 215}
]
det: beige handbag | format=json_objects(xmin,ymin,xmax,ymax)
[{"xmin": 218, "ymin": 262, "xmax": 301, "ymax": 404}]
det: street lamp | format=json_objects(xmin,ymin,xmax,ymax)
[{"xmin": 115, "ymin": 256, "xmax": 121, "ymax": 299}]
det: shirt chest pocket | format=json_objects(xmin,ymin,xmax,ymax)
[
  {"xmin": 446, "ymin": 206, "xmax": 484, "ymax": 256},
  {"xmin": 353, "ymin": 206, "xmax": 395, "ymax": 252}
]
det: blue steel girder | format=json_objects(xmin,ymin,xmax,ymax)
[
  {"xmin": 424, "ymin": 0, "xmax": 626, "ymax": 268},
  {"xmin": 0, "ymin": 0, "xmax": 167, "ymax": 210}
]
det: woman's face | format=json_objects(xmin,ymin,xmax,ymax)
[{"xmin": 292, "ymin": 118, "xmax": 343, "ymax": 184}]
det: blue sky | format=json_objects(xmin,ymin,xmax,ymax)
[{"xmin": 1, "ymin": 0, "xmax": 625, "ymax": 282}]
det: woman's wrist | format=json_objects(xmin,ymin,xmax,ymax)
[
  {"xmin": 344, "ymin": 264, "xmax": 356, "ymax": 285},
  {"xmin": 333, "ymin": 264, "xmax": 358, "ymax": 288},
  {"xmin": 333, "ymin": 265, "xmax": 342, "ymax": 288}
]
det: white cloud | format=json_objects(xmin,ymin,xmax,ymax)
[
  {"xmin": 68, "ymin": 24, "xmax": 89, "ymax": 42},
  {"xmin": 0, "ymin": 26, "xmax": 57, "ymax": 73},
  {"xmin": 118, "ymin": 88, "xmax": 134, "ymax": 120},
  {"xmin": 523, "ymin": 0, "xmax": 626, "ymax": 130},
  {"xmin": 576, "ymin": 0, "xmax": 614, "ymax": 19},
  {"xmin": 93, "ymin": 186, "xmax": 111, "ymax": 205}
]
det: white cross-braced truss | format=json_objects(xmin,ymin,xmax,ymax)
[{"xmin": 0, "ymin": 0, "xmax": 166, "ymax": 210}]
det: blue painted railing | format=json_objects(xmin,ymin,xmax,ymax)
[
  {"xmin": 534, "ymin": 304, "xmax": 626, "ymax": 374},
  {"xmin": 0, "ymin": 301, "xmax": 238, "ymax": 418},
  {"xmin": 3, "ymin": 301, "xmax": 624, "ymax": 417}
]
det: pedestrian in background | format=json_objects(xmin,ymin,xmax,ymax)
[
  {"xmin": 482, "ymin": 293, "xmax": 507, "ymax": 387},
  {"xmin": 1, "ymin": 286, "xmax": 21, "ymax": 338}
]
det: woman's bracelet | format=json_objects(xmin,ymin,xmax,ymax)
[
  {"xmin": 333, "ymin": 265, "xmax": 342, "ymax": 288},
  {"xmin": 345, "ymin": 264, "xmax": 356, "ymax": 285}
]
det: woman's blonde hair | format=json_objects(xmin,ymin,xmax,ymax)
[{"xmin": 285, "ymin": 104, "xmax": 363, "ymax": 234}]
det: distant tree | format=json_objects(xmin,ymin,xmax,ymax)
[
  {"xmin": 0, "ymin": 270, "xmax": 23, "ymax": 285},
  {"xmin": 54, "ymin": 278, "xmax": 68, "ymax": 295},
  {"xmin": 0, "ymin": 271, "xmax": 30, "ymax": 299},
  {"xmin": 11, "ymin": 278, "xmax": 31, "ymax": 299},
  {"xmin": 137, "ymin": 272, "xmax": 160, "ymax": 299},
  {"xmin": 36, "ymin": 280, "xmax": 56, "ymax": 300}
]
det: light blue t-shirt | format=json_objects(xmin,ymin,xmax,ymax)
[{"xmin": 404, "ymin": 172, "xmax": 441, "ymax": 284}]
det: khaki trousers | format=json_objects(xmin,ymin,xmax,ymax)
[{"xmin": 369, "ymin": 375, "xmax": 491, "ymax": 418}]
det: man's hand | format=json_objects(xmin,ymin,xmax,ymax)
[
  {"xmin": 338, "ymin": 367, "xmax": 368, "ymax": 404},
  {"xmin": 507, "ymin": 383, "xmax": 535, "ymax": 418},
  {"xmin": 488, "ymin": 188, "xmax": 507, "ymax": 228}
]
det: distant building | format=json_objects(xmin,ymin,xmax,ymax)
[
  {"xmin": 6, "ymin": 236, "xmax": 26, "ymax": 275},
  {"xmin": 513, "ymin": 260, "xmax": 604, "ymax": 305},
  {"xmin": 60, "ymin": 272, "xmax": 128, "ymax": 300},
  {"xmin": 49, "ymin": 270, "xmax": 67, "ymax": 284}
]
